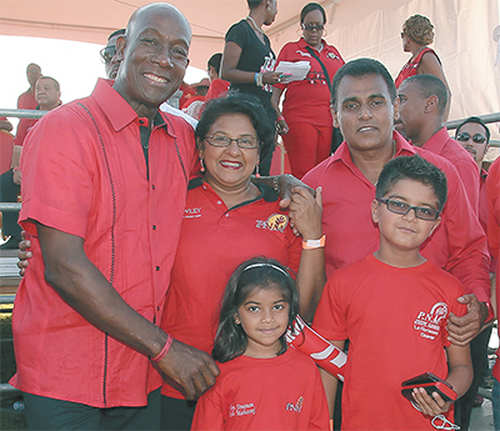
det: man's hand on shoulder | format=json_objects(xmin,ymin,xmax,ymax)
[
  {"xmin": 447, "ymin": 294, "xmax": 485, "ymax": 346},
  {"xmin": 156, "ymin": 339, "xmax": 219, "ymax": 400}
]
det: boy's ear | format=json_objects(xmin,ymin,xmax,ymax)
[
  {"xmin": 424, "ymin": 95, "xmax": 438, "ymax": 113},
  {"xmin": 427, "ymin": 216, "xmax": 441, "ymax": 238},
  {"xmin": 371, "ymin": 199, "xmax": 380, "ymax": 224}
]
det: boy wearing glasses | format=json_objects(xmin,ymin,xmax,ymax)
[{"xmin": 314, "ymin": 155, "xmax": 472, "ymax": 430}]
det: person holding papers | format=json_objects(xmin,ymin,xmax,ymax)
[{"xmin": 271, "ymin": 2, "xmax": 344, "ymax": 178}]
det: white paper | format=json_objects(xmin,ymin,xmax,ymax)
[{"xmin": 275, "ymin": 61, "xmax": 311, "ymax": 83}]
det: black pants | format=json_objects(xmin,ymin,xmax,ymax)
[
  {"xmin": 454, "ymin": 327, "xmax": 493, "ymax": 430},
  {"xmin": 23, "ymin": 389, "xmax": 161, "ymax": 430},
  {"xmin": 0, "ymin": 169, "xmax": 21, "ymax": 238},
  {"xmin": 160, "ymin": 396, "xmax": 196, "ymax": 431}
]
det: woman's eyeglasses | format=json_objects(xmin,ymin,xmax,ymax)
[
  {"xmin": 204, "ymin": 133, "xmax": 259, "ymax": 149},
  {"xmin": 301, "ymin": 23, "xmax": 324, "ymax": 32},
  {"xmin": 456, "ymin": 132, "xmax": 487, "ymax": 144},
  {"xmin": 100, "ymin": 45, "xmax": 117, "ymax": 64},
  {"xmin": 377, "ymin": 198, "xmax": 440, "ymax": 221}
]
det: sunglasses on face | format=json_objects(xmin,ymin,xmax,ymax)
[
  {"xmin": 377, "ymin": 198, "xmax": 440, "ymax": 221},
  {"xmin": 302, "ymin": 23, "xmax": 325, "ymax": 32},
  {"xmin": 456, "ymin": 132, "xmax": 487, "ymax": 144},
  {"xmin": 100, "ymin": 45, "xmax": 117, "ymax": 64}
]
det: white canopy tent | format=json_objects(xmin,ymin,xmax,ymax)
[{"xmin": 1, "ymin": 0, "xmax": 499, "ymax": 122}]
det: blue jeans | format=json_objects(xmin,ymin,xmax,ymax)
[{"xmin": 493, "ymin": 378, "xmax": 500, "ymax": 431}]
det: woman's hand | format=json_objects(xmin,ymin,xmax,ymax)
[
  {"xmin": 262, "ymin": 71, "xmax": 285, "ymax": 85},
  {"xmin": 288, "ymin": 186, "xmax": 322, "ymax": 239},
  {"xmin": 17, "ymin": 231, "xmax": 32, "ymax": 276}
]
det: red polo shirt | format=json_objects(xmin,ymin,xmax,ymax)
[
  {"xmin": 17, "ymin": 89, "xmax": 37, "ymax": 110},
  {"xmin": 161, "ymin": 180, "xmax": 301, "ymax": 399},
  {"xmin": 422, "ymin": 127, "xmax": 480, "ymax": 213},
  {"xmin": 486, "ymin": 157, "xmax": 500, "ymax": 380},
  {"xmin": 303, "ymin": 131, "xmax": 490, "ymax": 302},
  {"xmin": 11, "ymin": 79, "xmax": 196, "ymax": 407},
  {"xmin": 274, "ymin": 38, "xmax": 344, "ymax": 127},
  {"xmin": 14, "ymin": 117, "xmax": 38, "ymax": 147}
]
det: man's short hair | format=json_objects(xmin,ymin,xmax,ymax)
[
  {"xmin": 455, "ymin": 116, "xmax": 491, "ymax": 144},
  {"xmin": 37, "ymin": 76, "xmax": 60, "ymax": 92},
  {"xmin": 247, "ymin": 0, "xmax": 264, "ymax": 8},
  {"xmin": 403, "ymin": 74, "xmax": 448, "ymax": 116},
  {"xmin": 208, "ymin": 53, "xmax": 223, "ymax": 75},
  {"xmin": 108, "ymin": 28, "xmax": 126, "ymax": 41},
  {"xmin": 376, "ymin": 155, "xmax": 448, "ymax": 212},
  {"xmin": 331, "ymin": 58, "xmax": 397, "ymax": 109}
]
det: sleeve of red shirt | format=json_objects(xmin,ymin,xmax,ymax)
[
  {"xmin": 312, "ymin": 273, "xmax": 348, "ymax": 341},
  {"xmin": 438, "ymin": 161, "xmax": 490, "ymax": 302},
  {"xmin": 19, "ymin": 107, "xmax": 96, "ymax": 239},
  {"xmin": 453, "ymin": 156, "xmax": 481, "ymax": 214},
  {"xmin": 191, "ymin": 384, "xmax": 224, "ymax": 431},
  {"xmin": 486, "ymin": 158, "xmax": 500, "ymax": 262}
]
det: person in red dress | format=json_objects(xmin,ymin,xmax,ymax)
[{"xmin": 395, "ymin": 14, "xmax": 451, "ymax": 119}]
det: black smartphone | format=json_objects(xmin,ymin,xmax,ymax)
[{"xmin": 401, "ymin": 372, "xmax": 457, "ymax": 402}]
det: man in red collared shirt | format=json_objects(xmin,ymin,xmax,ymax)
[
  {"xmin": 396, "ymin": 74, "xmax": 480, "ymax": 212},
  {"xmin": 301, "ymin": 60, "xmax": 490, "ymax": 427},
  {"xmin": 17, "ymin": 63, "xmax": 42, "ymax": 110},
  {"xmin": 10, "ymin": 4, "xmax": 218, "ymax": 430}
]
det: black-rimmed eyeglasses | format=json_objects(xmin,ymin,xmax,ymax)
[
  {"xmin": 377, "ymin": 198, "xmax": 440, "ymax": 221},
  {"xmin": 100, "ymin": 45, "xmax": 117, "ymax": 64},
  {"xmin": 204, "ymin": 133, "xmax": 259, "ymax": 149},
  {"xmin": 456, "ymin": 132, "xmax": 487, "ymax": 144}
]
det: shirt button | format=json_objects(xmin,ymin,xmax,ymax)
[
  {"xmin": 217, "ymin": 200, "xmax": 222, "ymax": 205},
  {"xmin": 155, "ymin": 266, "xmax": 160, "ymax": 271},
  {"xmin": 225, "ymin": 214, "xmax": 229, "ymax": 218},
  {"xmin": 152, "ymin": 225, "xmax": 157, "ymax": 230}
]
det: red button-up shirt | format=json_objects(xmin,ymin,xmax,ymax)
[
  {"xmin": 422, "ymin": 127, "xmax": 480, "ymax": 213},
  {"xmin": 11, "ymin": 79, "xmax": 196, "ymax": 407},
  {"xmin": 303, "ymin": 131, "xmax": 490, "ymax": 302}
]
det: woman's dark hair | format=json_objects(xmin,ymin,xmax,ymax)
[
  {"xmin": 195, "ymin": 93, "xmax": 274, "ymax": 163},
  {"xmin": 247, "ymin": 0, "xmax": 264, "ymax": 9},
  {"xmin": 212, "ymin": 257, "xmax": 299, "ymax": 363},
  {"xmin": 300, "ymin": 3, "xmax": 327, "ymax": 24},
  {"xmin": 207, "ymin": 53, "xmax": 223, "ymax": 75}
]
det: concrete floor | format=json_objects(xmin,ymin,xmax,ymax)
[{"xmin": 471, "ymin": 396, "xmax": 494, "ymax": 430}]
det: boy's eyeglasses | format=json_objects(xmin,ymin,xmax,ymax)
[
  {"xmin": 377, "ymin": 198, "xmax": 440, "ymax": 221},
  {"xmin": 204, "ymin": 133, "xmax": 259, "ymax": 149},
  {"xmin": 301, "ymin": 23, "xmax": 325, "ymax": 32},
  {"xmin": 100, "ymin": 45, "xmax": 117, "ymax": 64},
  {"xmin": 456, "ymin": 132, "xmax": 487, "ymax": 144}
]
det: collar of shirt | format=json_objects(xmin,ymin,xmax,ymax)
[
  {"xmin": 422, "ymin": 126, "xmax": 450, "ymax": 154},
  {"xmin": 298, "ymin": 37, "xmax": 330, "ymax": 54},
  {"xmin": 329, "ymin": 130, "xmax": 416, "ymax": 171}
]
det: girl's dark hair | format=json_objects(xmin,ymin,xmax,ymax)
[
  {"xmin": 195, "ymin": 93, "xmax": 274, "ymax": 163},
  {"xmin": 212, "ymin": 257, "xmax": 299, "ymax": 363},
  {"xmin": 300, "ymin": 3, "xmax": 327, "ymax": 24}
]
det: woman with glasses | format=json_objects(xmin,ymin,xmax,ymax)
[
  {"xmin": 271, "ymin": 2, "xmax": 345, "ymax": 179},
  {"xmin": 395, "ymin": 14, "xmax": 451, "ymax": 119},
  {"xmin": 159, "ymin": 93, "xmax": 324, "ymax": 430},
  {"xmin": 221, "ymin": 0, "xmax": 283, "ymax": 176}
]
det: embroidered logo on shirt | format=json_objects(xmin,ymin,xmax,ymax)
[
  {"xmin": 285, "ymin": 396, "xmax": 304, "ymax": 413},
  {"xmin": 413, "ymin": 302, "xmax": 448, "ymax": 341},
  {"xmin": 229, "ymin": 403, "xmax": 256, "ymax": 417},
  {"xmin": 184, "ymin": 207, "xmax": 201, "ymax": 218},
  {"xmin": 256, "ymin": 213, "xmax": 289, "ymax": 232},
  {"xmin": 295, "ymin": 50, "xmax": 312, "ymax": 58},
  {"xmin": 327, "ymin": 52, "xmax": 340, "ymax": 60}
]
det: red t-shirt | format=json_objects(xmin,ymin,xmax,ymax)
[
  {"xmin": 14, "ymin": 118, "xmax": 38, "ymax": 147},
  {"xmin": 303, "ymin": 131, "xmax": 490, "ymax": 302},
  {"xmin": 313, "ymin": 254, "xmax": 466, "ymax": 431},
  {"xmin": 274, "ymin": 38, "xmax": 344, "ymax": 127},
  {"xmin": 191, "ymin": 349, "xmax": 329, "ymax": 431},
  {"xmin": 161, "ymin": 180, "xmax": 301, "ymax": 399},
  {"xmin": 10, "ymin": 79, "xmax": 197, "ymax": 407},
  {"xmin": 486, "ymin": 158, "xmax": 500, "ymax": 380},
  {"xmin": 205, "ymin": 78, "xmax": 230, "ymax": 101},
  {"xmin": 395, "ymin": 47, "xmax": 440, "ymax": 88},
  {"xmin": 17, "ymin": 89, "xmax": 37, "ymax": 110},
  {"xmin": 422, "ymin": 127, "xmax": 480, "ymax": 213}
]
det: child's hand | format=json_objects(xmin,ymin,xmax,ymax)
[{"xmin": 412, "ymin": 387, "xmax": 452, "ymax": 417}]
